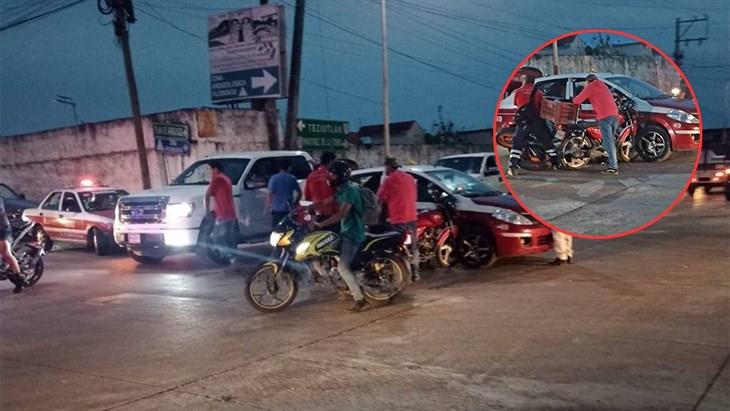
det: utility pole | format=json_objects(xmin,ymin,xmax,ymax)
[
  {"xmin": 380, "ymin": 0, "xmax": 391, "ymax": 157},
  {"xmin": 99, "ymin": 0, "xmax": 151, "ymax": 189},
  {"xmin": 253, "ymin": 0, "xmax": 280, "ymax": 150},
  {"xmin": 673, "ymin": 15, "xmax": 709, "ymax": 67},
  {"xmin": 284, "ymin": 0, "xmax": 305, "ymax": 150},
  {"xmin": 551, "ymin": 40, "xmax": 559, "ymax": 75}
]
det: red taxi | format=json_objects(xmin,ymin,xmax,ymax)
[{"xmin": 23, "ymin": 182, "xmax": 128, "ymax": 255}]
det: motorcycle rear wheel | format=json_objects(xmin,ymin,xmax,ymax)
[
  {"xmin": 560, "ymin": 135, "xmax": 591, "ymax": 170},
  {"xmin": 18, "ymin": 249, "xmax": 43, "ymax": 286},
  {"xmin": 361, "ymin": 252, "xmax": 407, "ymax": 303},
  {"xmin": 245, "ymin": 263, "xmax": 298, "ymax": 313}
]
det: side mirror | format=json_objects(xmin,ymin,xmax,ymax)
[{"xmin": 19, "ymin": 192, "xmax": 26, "ymax": 200}]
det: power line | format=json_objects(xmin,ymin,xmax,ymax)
[{"xmin": 0, "ymin": 0, "xmax": 88, "ymax": 33}]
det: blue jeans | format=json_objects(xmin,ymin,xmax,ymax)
[
  {"xmin": 599, "ymin": 116, "xmax": 619, "ymax": 170},
  {"xmin": 339, "ymin": 238, "xmax": 364, "ymax": 301}
]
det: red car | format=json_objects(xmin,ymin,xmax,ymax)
[
  {"xmin": 351, "ymin": 166, "xmax": 552, "ymax": 266},
  {"xmin": 496, "ymin": 72, "xmax": 700, "ymax": 162}
]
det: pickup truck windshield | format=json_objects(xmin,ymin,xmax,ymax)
[
  {"xmin": 172, "ymin": 159, "xmax": 250, "ymax": 186},
  {"xmin": 435, "ymin": 157, "xmax": 483, "ymax": 174}
]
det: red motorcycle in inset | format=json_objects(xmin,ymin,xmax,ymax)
[{"xmin": 559, "ymin": 95, "xmax": 639, "ymax": 170}]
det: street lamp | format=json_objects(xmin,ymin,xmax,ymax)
[{"xmin": 53, "ymin": 95, "xmax": 80, "ymax": 125}]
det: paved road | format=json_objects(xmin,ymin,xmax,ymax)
[
  {"xmin": 497, "ymin": 147, "xmax": 697, "ymax": 236},
  {"xmin": 1, "ymin": 194, "xmax": 728, "ymax": 410}
]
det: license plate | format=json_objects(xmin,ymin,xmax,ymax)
[{"xmin": 127, "ymin": 233, "xmax": 141, "ymax": 244}]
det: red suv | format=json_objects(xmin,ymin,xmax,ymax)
[
  {"xmin": 351, "ymin": 166, "xmax": 553, "ymax": 266},
  {"xmin": 496, "ymin": 72, "xmax": 700, "ymax": 162}
]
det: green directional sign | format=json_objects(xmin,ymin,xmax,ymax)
[{"xmin": 296, "ymin": 118, "xmax": 349, "ymax": 151}]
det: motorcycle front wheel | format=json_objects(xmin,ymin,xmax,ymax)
[
  {"xmin": 361, "ymin": 251, "xmax": 407, "ymax": 303},
  {"xmin": 18, "ymin": 248, "xmax": 44, "ymax": 286},
  {"xmin": 435, "ymin": 236, "xmax": 459, "ymax": 268},
  {"xmin": 245, "ymin": 263, "xmax": 298, "ymax": 313},
  {"xmin": 560, "ymin": 135, "xmax": 591, "ymax": 170}
]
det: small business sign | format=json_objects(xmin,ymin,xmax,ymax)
[{"xmin": 153, "ymin": 123, "xmax": 190, "ymax": 155}]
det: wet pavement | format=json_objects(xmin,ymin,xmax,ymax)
[
  {"xmin": 497, "ymin": 147, "xmax": 698, "ymax": 236},
  {"xmin": 0, "ymin": 193, "xmax": 728, "ymax": 410}
]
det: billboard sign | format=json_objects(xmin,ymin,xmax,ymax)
[{"xmin": 208, "ymin": 5, "xmax": 287, "ymax": 103}]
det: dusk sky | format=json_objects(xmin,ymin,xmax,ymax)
[{"xmin": 1, "ymin": 0, "xmax": 728, "ymax": 137}]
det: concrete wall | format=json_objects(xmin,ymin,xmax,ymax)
[
  {"xmin": 527, "ymin": 55, "xmax": 682, "ymax": 92},
  {"xmin": 0, "ymin": 108, "xmax": 270, "ymax": 201}
]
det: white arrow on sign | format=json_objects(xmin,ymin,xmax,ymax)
[
  {"xmin": 296, "ymin": 120, "xmax": 305, "ymax": 132},
  {"xmin": 251, "ymin": 69, "xmax": 277, "ymax": 93}
]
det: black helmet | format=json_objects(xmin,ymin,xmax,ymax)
[{"xmin": 329, "ymin": 160, "xmax": 352, "ymax": 185}]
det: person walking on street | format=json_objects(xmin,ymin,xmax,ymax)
[
  {"xmin": 267, "ymin": 158, "xmax": 302, "ymax": 227},
  {"xmin": 309, "ymin": 161, "xmax": 370, "ymax": 312},
  {"xmin": 304, "ymin": 152, "xmax": 337, "ymax": 230},
  {"xmin": 205, "ymin": 161, "xmax": 238, "ymax": 261},
  {"xmin": 508, "ymin": 74, "xmax": 560, "ymax": 176},
  {"xmin": 377, "ymin": 157, "xmax": 420, "ymax": 281},
  {"xmin": 573, "ymin": 74, "xmax": 621, "ymax": 175},
  {"xmin": 549, "ymin": 230, "xmax": 574, "ymax": 265},
  {"xmin": 0, "ymin": 198, "xmax": 25, "ymax": 293}
]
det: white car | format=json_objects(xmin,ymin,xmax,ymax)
[
  {"xmin": 434, "ymin": 153, "xmax": 502, "ymax": 188},
  {"xmin": 114, "ymin": 151, "xmax": 313, "ymax": 264}
]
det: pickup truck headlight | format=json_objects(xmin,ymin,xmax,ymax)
[
  {"xmin": 666, "ymin": 109, "xmax": 699, "ymax": 124},
  {"xmin": 166, "ymin": 202, "xmax": 194, "ymax": 218},
  {"xmin": 492, "ymin": 208, "xmax": 533, "ymax": 225}
]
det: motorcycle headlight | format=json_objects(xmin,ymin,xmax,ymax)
[
  {"xmin": 270, "ymin": 232, "xmax": 283, "ymax": 247},
  {"xmin": 666, "ymin": 109, "xmax": 699, "ymax": 124},
  {"xmin": 166, "ymin": 202, "xmax": 194, "ymax": 218},
  {"xmin": 492, "ymin": 208, "xmax": 533, "ymax": 225}
]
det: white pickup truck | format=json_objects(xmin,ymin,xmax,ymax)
[{"xmin": 114, "ymin": 151, "xmax": 313, "ymax": 264}]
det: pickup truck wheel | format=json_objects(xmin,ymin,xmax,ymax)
[{"xmin": 129, "ymin": 251, "xmax": 164, "ymax": 265}]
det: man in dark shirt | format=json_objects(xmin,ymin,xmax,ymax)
[{"xmin": 0, "ymin": 198, "xmax": 24, "ymax": 293}]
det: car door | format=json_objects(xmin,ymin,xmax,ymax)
[
  {"xmin": 408, "ymin": 173, "xmax": 438, "ymax": 211},
  {"xmin": 59, "ymin": 192, "xmax": 85, "ymax": 243},
  {"xmin": 241, "ymin": 156, "xmax": 279, "ymax": 239},
  {"xmin": 38, "ymin": 191, "xmax": 63, "ymax": 240}
]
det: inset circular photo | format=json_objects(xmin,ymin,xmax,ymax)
[{"xmin": 493, "ymin": 29, "xmax": 701, "ymax": 239}]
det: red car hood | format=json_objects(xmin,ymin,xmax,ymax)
[
  {"xmin": 646, "ymin": 97, "xmax": 697, "ymax": 113},
  {"xmin": 470, "ymin": 194, "xmax": 524, "ymax": 212},
  {"xmin": 89, "ymin": 210, "xmax": 115, "ymax": 220}
]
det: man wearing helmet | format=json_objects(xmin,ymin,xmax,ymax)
[{"xmin": 309, "ymin": 160, "xmax": 369, "ymax": 312}]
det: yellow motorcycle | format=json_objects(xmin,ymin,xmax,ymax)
[{"xmin": 245, "ymin": 209, "xmax": 410, "ymax": 313}]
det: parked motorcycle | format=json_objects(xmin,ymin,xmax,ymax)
[
  {"xmin": 0, "ymin": 219, "xmax": 49, "ymax": 289},
  {"xmin": 495, "ymin": 125, "xmax": 562, "ymax": 170},
  {"xmin": 558, "ymin": 96, "xmax": 639, "ymax": 170},
  {"xmin": 245, "ymin": 208, "xmax": 410, "ymax": 313},
  {"xmin": 416, "ymin": 185, "xmax": 459, "ymax": 268}
]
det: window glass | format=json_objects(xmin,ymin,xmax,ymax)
[
  {"xmin": 79, "ymin": 190, "xmax": 128, "ymax": 212},
  {"xmin": 0, "ymin": 184, "xmax": 18, "ymax": 199},
  {"xmin": 42, "ymin": 192, "xmax": 62, "ymax": 211},
  {"xmin": 485, "ymin": 156, "xmax": 496, "ymax": 169},
  {"xmin": 411, "ymin": 174, "xmax": 437, "ymax": 203},
  {"xmin": 537, "ymin": 79, "xmax": 568, "ymax": 98},
  {"xmin": 424, "ymin": 169, "xmax": 501, "ymax": 198},
  {"xmin": 351, "ymin": 172, "xmax": 382, "ymax": 194},
  {"xmin": 173, "ymin": 159, "xmax": 250, "ymax": 186},
  {"xmin": 62, "ymin": 193, "xmax": 81, "ymax": 213},
  {"xmin": 435, "ymin": 157, "xmax": 483, "ymax": 174}
]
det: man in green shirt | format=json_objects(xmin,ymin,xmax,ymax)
[{"xmin": 310, "ymin": 160, "xmax": 369, "ymax": 312}]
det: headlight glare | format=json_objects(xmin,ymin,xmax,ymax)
[
  {"xmin": 492, "ymin": 208, "xmax": 533, "ymax": 225},
  {"xmin": 166, "ymin": 202, "xmax": 194, "ymax": 218},
  {"xmin": 666, "ymin": 109, "xmax": 699, "ymax": 124},
  {"xmin": 270, "ymin": 232, "xmax": 283, "ymax": 247}
]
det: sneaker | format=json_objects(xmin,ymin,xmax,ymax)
[
  {"xmin": 411, "ymin": 273, "xmax": 422, "ymax": 282},
  {"xmin": 507, "ymin": 166, "xmax": 518, "ymax": 177},
  {"xmin": 601, "ymin": 168, "xmax": 619, "ymax": 175},
  {"xmin": 348, "ymin": 299, "xmax": 370, "ymax": 313}
]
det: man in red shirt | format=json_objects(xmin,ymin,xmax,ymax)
[
  {"xmin": 377, "ymin": 157, "xmax": 420, "ymax": 281},
  {"xmin": 205, "ymin": 160, "xmax": 238, "ymax": 263},
  {"xmin": 304, "ymin": 152, "xmax": 337, "ymax": 230},
  {"xmin": 573, "ymin": 74, "xmax": 620, "ymax": 175}
]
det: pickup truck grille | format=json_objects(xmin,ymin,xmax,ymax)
[{"xmin": 119, "ymin": 197, "xmax": 168, "ymax": 224}]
